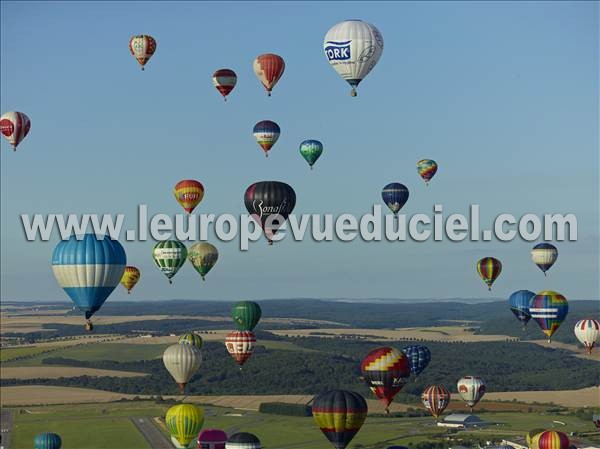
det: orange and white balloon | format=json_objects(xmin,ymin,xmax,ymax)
[
  {"xmin": 129, "ymin": 35, "xmax": 157, "ymax": 70},
  {"xmin": 1, "ymin": 111, "xmax": 31, "ymax": 151},
  {"xmin": 173, "ymin": 180, "xmax": 204, "ymax": 214},
  {"xmin": 253, "ymin": 54, "xmax": 285, "ymax": 96}
]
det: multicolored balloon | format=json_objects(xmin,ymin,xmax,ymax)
[
  {"xmin": 508, "ymin": 290, "xmax": 535, "ymax": 328},
  {"xmin": 52, "ymin": 234, "xmax": 126, "ymax": 330},
  {"xmin": 244, "ymin": 181, "xmax": 296, "ymax": 244},
  {"xmin": 253, "ymin": 53, "xmax": 285, "ymax": 96},
  {"xmin": 360, "ymin": 347, "xmax": 410, "ymax": 413},
  {"xmin": 1, "ymin": 111, "xmax": 30, "ymax": 151},
  {"xmin": 324, "ymin": 20, "xmax": 383, "ymax": 96},
  {"xmin": 381, "ymin": 183, "xmax": 409, "ymax": 218},
  {"xmin": 166, "ymin": 404, "xmax": 205, "ymax": 448},
  {"xmin": 299, "ymin": 139, "xmax": 323, "ymax": 169},
  {"xmin": 225, "ymin": 330, "xmax": 256, "ymax": 366},
  {"xmin": 574, "ymin": 318, "xmax": 599, "ymax": 354},
  {"xmin": 198, "ymin": 429, "xmax": 228, "ymax": 449},
  {"xmin": 530, "ymin": 291, "xmax": 569, "ymax": 342},
  {"xmin": 212, "ymin": 69, "xmax": 237, "ymax": 101},
  {"xmin": 476, "ymin": 257, "xmax": 502, "ymax": 291},
  {"xmin": 312, "ymin": 390, "xmax": 368, "ymax": 449},
  {"xmin": 188, "ymin": 242, "xmax": 218, "ymax": 281},
  {"xmin": 129, "ymin": 35, "xmax": 156, "ymax": 70},
  {"xmin": 231, "ymin": 301, "xmax": 262, "ymax": 331},
  {"xmin": 421, "ymin": 384, "xmax": 450, "ymax": 419},
  {"xmin": 179, "ymin": 332, "xmax": 203, "ymax": 350},
  {"xmin": 533, "ymin": 430, "xmax": 570, "ymax": 449},
  {"xmin": 531, "ymin": 243, "xmax": 558, "ymax": 276},
  {"xmin": 457, "ymin": 376, "xmax": 486, "ymax": 411},
  {"xmin": 402, "ymin": 345, "xmax": 431, "ymax": 378},
  {"xmin": 416, "ymin": 159, "xmax": 438, "ymax": 185},
  {"xmin": 174, "ymin": 180, "xmax": 205, "ymax": 214},
  {"xmin": 163, "ymin": 343, "xmax": 201, "ymax": 393},
  {"xmin": 120, "ymin": 266, "xmax": 140, "ymax": 294},
  {"xmin": 253, "ymin": 120, "xmax": 280, "ymax": 157},
  {"xmin": 34, "ymin": 432, "xmax": 62, "ymax": 449},
  {"xmin": 226, "ymin": 432, "xmax": 261, "ymax": 449},
  {"xmin": 527, "ymin": 429, "xmax": 545, "ymax": 449},
  {"xmin": 152, "ymin": 240, "xmax": 187, "ymax": 284}
]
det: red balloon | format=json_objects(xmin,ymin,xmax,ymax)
[{"xmin": 253, "ymin": 54, "xmax": 285, "ymax": 96}]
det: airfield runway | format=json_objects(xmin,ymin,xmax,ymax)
[
  {"xmin": 131, "ymin": 416, "xmax": 173, "ymax": 449},
  {"xmin": 0, "ymin": 409, "xmax": 12, "ymax": 449}
]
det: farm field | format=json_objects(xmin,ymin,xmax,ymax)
[{"xmin": 0, "ymin": 366, "xmax": 147, "ymax": 379}]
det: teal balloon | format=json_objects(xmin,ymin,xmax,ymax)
[
  {"xmin": 34, "ymin": 433, "xmax": 62, "ymax": 449},
  {"xmin": 299, "ymin": 139, "xmax": 323, "ymax": 169}
]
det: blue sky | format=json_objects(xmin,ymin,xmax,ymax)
[{"xmin": 1, "ymin": 1, "xmax": 598, "ymax": 302}]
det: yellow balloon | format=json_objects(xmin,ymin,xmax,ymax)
[
  {"xmin": 166, "ymin": 404, "xmax": 204, "ymax": 446},
  {"xmin": 120, "ymin": 266, "xmax": 140, "ymax": 294}
]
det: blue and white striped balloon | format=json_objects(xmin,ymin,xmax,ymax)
[
  {"xmin": 402, "ymin": 345, "xmax": 431, "ymax": 377},
  {"xmin": 52, "ymin": 234, "xmax": 126, "ymax": 321}
]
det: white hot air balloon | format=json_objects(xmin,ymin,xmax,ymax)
[
  {"xmin": 531, "ymin": 243, "xmax": 558, "ymax": 276},
  {"xmin": 457, "ymin": 376, "xmax": 486, "ymax": 411},
  {"xmin": 323, "ymin": 20, "xmax": 384, "ymax": 96},
  {"xmin": 574, "ymin": 319, "xmax": 600, "ymax": 355},
  {"xmin": 162, "ymin": 343, "xmax": 201, "ymax": 393}
]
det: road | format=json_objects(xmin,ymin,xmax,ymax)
[
  {"xmin": 0, "ymin": 409, "xmax": 13, "ymax": 449},
  {"xmin": 131, "ymin": 417, "xmax": 174, "ymax": 449}
]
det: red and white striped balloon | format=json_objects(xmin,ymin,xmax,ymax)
[
  {"xmin": 225, "ymin": 330, "xmax": 256, "ymax": 366},
  {"xmin": 253, "ymin": 54, "xmax": 285, "ymax": 96},
  {"xmin": 574, "ymin": 318, "xmax": 600, "ymax": 354},
  {"xmin": 212, "ymin": 69, "xmax": 237, "ymax": 101},
  {"xmin": 0, "ymin": 111, "xmax": 31, "ymax": 151}
]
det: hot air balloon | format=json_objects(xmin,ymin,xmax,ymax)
[
  {"xmin": 188, "ymin": 242, "xmax": 218, "ymax": 281},
  {"xmin": 527, "ymin": 429, "xmax": 545, "ymax": 449},
  {"xmin": 476, "ymin": 257, "xmax": 502, "ymax": 291},
  {"xmin": 574, "ymin": 318, "xmax": 599, "ymax": 354},
  {"xmin": 534, "ymin": 431, "xmax": 570, "ymax": 449},
  {"xmin": 34, "ymin": 433, "xmax": 62, "ymax": 449},
  {"xmin": 52, "ymin": 234, "xmax": 126, "ymax": 331},
  {"xmin": 360, "ymin": 347, "xmax": 410, "ymax": 413},
  {"xmin": 508, "ymin": 290, "xmax": 535, "ymax": 328},
  {"xmin": 530, "ymin": 291, "xmax": 569, "ymax": 342},
  {"xmin": 152, "ymin": 240, "xmax": 187, "ymax": 284},
  {"xmin": 324, "ymin": 20, "xmax": 383, "ymax": 96},
  {"xmin": 244, "ymin": 181, "xmax": 296, "ymax": 244},
  {"xmin": 198, "ymin": 429, "xmax": 228, "ymax": 449},
  {"xmin": 166, "ymin": 404, "xmax": 205, "ymax": 448},
  {"xmin": 120, "ymin": 266, "xmax": 140, "ymax": 294},
  {"xmin": 381, "ymin": 183, "xmax": 409, "ymax": 219},
  {"xmin": 212, "ymin": 69, "xmax": 237, "ymax": 101},
  {"xmin": 231, "ymin": 301, "xmax": 262, "ymax": 331},
  {"xmin": 163, "ymin": 343, "xmax": 201, "ymax": 393},
  {"xmin": 179, "ymin": 332, "xmax": 203, "ymax": 350},
  {"xmin": 225, "ymin": 331, "xmax": 256, "ymax": 366},
  {"xmin": 416, "ymin": 159, "xmax": 438, "ymax": 186},
  {"xmin": 253, "ymin": 53, "xmax": 285, "ymax": 96},
  {"xmin": 1, "ymin": 111, "xmax": 30, "ymax": 151},
  {"xmin": 593, "ymin": 414, "xmax": 600, "ymax": 429},
  {"xmin": 312, "ymin": 390, "xmax": 368, "ymax": 449},
  {"xmin": 457, "ymin": 376, "xmax": 486, "ymax": 412},
  {"xmin": 226, "ymin": 433, "xmax": 261, "ymax": 449},
  {"xmin": 421, "ymin": 384, "xmax": 450, "ymax": 419},
  {"xmin": 299, "ymin": 139, "xmax": 323, "ymax": 169},
  {"xmin": 531, "ymin": 243, "xmax": 558, "ymax": 276},
  {"xmin": 174, "ymin": 180, "xmax": 205, "ymax": 214},
  {"xmin": 402, "ymin": 345, "xmax": 431, "ymax": 378},
  {"xmin": 129, "ymin": 34, "xmax": 156, "ymax": 70},
  {"xmin": 253, "ymin": 120, "xmax": 280, "ymax": 157}
]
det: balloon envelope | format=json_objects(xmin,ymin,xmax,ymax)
[
  {"xmin": 457, "ymin": 376, "xmax": 486, "ymax": 409},
  {"xmin": 152, "ymin": 240, "xmax": 187, "ymax": 283},
  {"xmin": 530, "ymin": 291, "xmax": 568, "ymax": 340},
  {"xmin": 188, "ymin": 242, "xmax": 218, "ymax": 281},
  {"xmin": 226, "ymin": 432, "xmax": 261, "ymax": 449},
  {"xmin": 244, "ymin": 181, "xmax": 296, "ymax": 244},
  {"xmin": 52, "ymin": 233, "xmax": 126, "ymax": 321},
  {"xmin": 253, "ymin": 120, "xmax": 280, "ymax": 156},
  {"xmin": 225, "ymin": 330, "xmax": 256, "ymax": 366},
  {"xmin": 253, "ymin": 54, "xmax": 285, "ymax": 96},
  {"xmin": 574, "ymin": 319, "xmax": 600, "ymax": 354},
  {"xmin": 166, "ymin": 404, "xmax": 205, "ymax": 447},
  {"xmin": 416, "ymin": 159, "xmax": 438, "ymax": 185},
  {"xmin": 476, "ymin": 257, "xmax": 502, "ymax": 290},
  {"xmin": 508, "ymin": 290, "xmax": 535, "ymax": 326},
  {"xmin": 360, "ymin": 347, "xmax": 410, "ymax": 411},
  {"xmin": 174, "ymin": 180, "xmax": 205, "ymax": 214},
  {"xmin": 531, "ymin": 243, "xmax": 558, "ymax": 275},
  {"xmin": 381, "ymin": 183, "xmax": 409, "ymax": 216},
  {"xmin": 163, "ymin": 344, "xmax": 201, "ymax": 392},
  {"xmin": 179, "ymin": 332, "xmax": 203, "ymax": 350},
  {"xmin": 1, "ymin": 111, "xmax": 30, "ymax": 150},
  {"xmin": 402, "ymin": 345, "xmax": 431, "ymax": 377},
  {"xmin": 213, "ymin": 69, "xmax": 237, "ymax": 100},
  {"xmin": 231, "ymin": 301, "xmax": 262, "ymax": 331},
  {"xmin": 34, "ymin": 432, "xmax": 62, "ymax": 449},
  {"xmin": 120, "ymin": 266, "xmax": 140, "ymax": 294},
  {"xmin": 534, "ymin": 431, "xmax": 570, "ymax": 449},
  {"xmin": 198, "ymin": 429, "xmax": 228, "ymax": 449},
  {"xmin": 312, "ymin": 390, "xmax": 368, "ymax": 449},
  {"xmin": 129, "ymin": 35, "xmax": 156, "ymax": 70},
  {"xmin": 421, "ymin": 384, "xmax": 450, "ymax": 419},
  {"xmin": 299, "ymin": 139, "xmax": 323, "ymax": 169}
]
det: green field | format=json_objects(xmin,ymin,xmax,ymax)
[
  {"xmin": 7, "ymin": 401, "xmax": 600, "ymax": 449},
  {"xmin": 258, "ymin": 340, "xmax": 319, "ymax": 352},
  {"xmin": 0, "ymin": 346, "xmax": 66, "ymax": 362}
]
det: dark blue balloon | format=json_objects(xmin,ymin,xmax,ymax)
[
  {"xmin": 402, "ymin": 345, "xmax": 431, "ymax": 377},
  {"xmin": 34, "ymin": 432, "xmax": 62, "ymax": 449},
  {"xmin": 508, "ymin": 290, "xmax": 535, "ymax": 326},
  {"xmin": 381, "ymin": 183, "xmax": 409, "ymax": 216}
]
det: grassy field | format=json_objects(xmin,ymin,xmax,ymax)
[
  {"xmin": 0, "ymin": 346, "xmax": 65, "ymax": 362},
  {"xmin": 1, "ymin": 366, "xmax": 147, "ymax": 379}
]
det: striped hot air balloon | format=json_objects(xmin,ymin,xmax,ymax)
[
  {"xmin": 129, "ymin": 34, "xmax": 156, "ymax": 70},
  {"xmin": 166, "ymin": 404, "xmax": 205, "ymax": 447},
  {"xmin": 531, "ymin": 243, "xmax": 558, "ymax": 276},
  {"xmin": 421, "ymin": 384, "xmax": 450, "ymax": 419},
  {"xmin": 120, "ymin": 266, "xmax": 140, "ymax": 294},
  {"xmin": 476, "ymin": 257, "xmax": 502, "ymax": 291},
  {"xmin": 1, "ymin": 111, "xmax": 31, "ymax": 151},
  {"xmin": 163, "ymin": 343, "xmax": 202, "ymax": 393},
  {"xmin": 381, "ymin": 183, "xmax": 409, "ymax": 218},
  {"xmin": 402, "ymin": 345, "xmax": 431, "ymax": 378},
  {"xmin": 225, "ymin": 331, "xmax": 256, "ymax": 366},
  {"xmin": 253, "ymin": 120, "xmax": 280, "ymax": 157},
  {"xmin": 212, "ymin": 69, "xmax": 237, "ymax": 101},
  {"xmin": 457, "ymin": 376, "xmax": 486, "ymax": 411},
  {"xmin": 534, "ymin": 430, "xmax": 570, "ymax": 449},
  {"xmin": 198, "ymin": 429, "xmax": 228, "ymax": 449},
  {"xmin": 174, "ymin": 180, "xmax": 205, "ymax": 214},
  {"xmin": 231, "ymin": 301, "xmax": 262, "ymax": 331},
  {"xmin": 152, "ymin": 240, "xmax": 187, "ymax": 284},
  {"xmin": 508, "ymin": 290, "xmax": 535, "ymax": 328},
  {"xmin": 52, "ymin": 234, "xmax": 126, "ymax": 330},
  {"xmin": 574, "ymin": 318, "xmax": 600, "ymax": 354},
  {"xmin": 299, "ymin": 139, "xmax": 323, "ymax": 170},
  {"xmin": 312, "ymin": 390, "xmax": 368, "ymax": 449},
  {"xmin": 188, "ymin": 242, "xmax": 218, "ymax": 281},
  {"xmin": 179, "ymin": 332, "xmax": 203, "ymax": 350},
  {"xmin": 360, "ymin": 347, "xmax": 410, "ymax": 413},
  {"xmin": 530, "ymin": 291, "xmax": 569, "ymax": 342},
  {"xmin": 416, "ymin": 159, "xmax": 438, "ymax": 185},
  {"xmin": 226, "ymin": 432, "xmax": 261, "ymax": 449},
  {"xmin": 253, "ymin": 53, "xmax": 285, "ymax": 96},
  {"xmin": 34, "ymin": 432, "xmax": 62, "ymax": 449}
]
